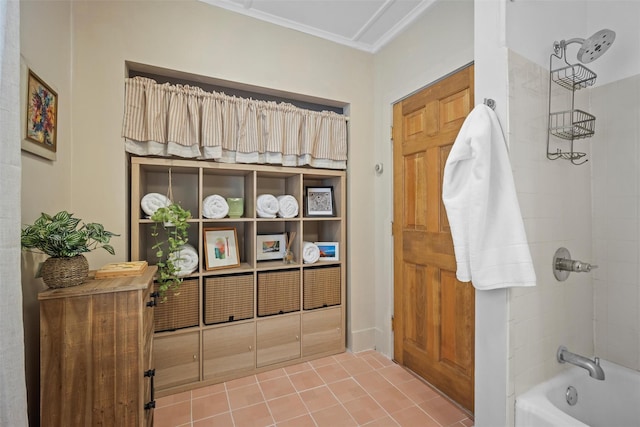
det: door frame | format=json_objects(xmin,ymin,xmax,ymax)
[{"xmin": 384, "ymin": 62, "xmax": 509, "ymax": 424}]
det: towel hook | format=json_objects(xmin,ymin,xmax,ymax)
[{"xmin": 483, "ymin": 98, "xmax": 496, "ymax": 110}]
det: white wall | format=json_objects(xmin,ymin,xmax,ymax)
[
  {"xmin": 505, "ymin": 2, "xmax": 640, "ymax": 426},
  {"xmin": 506, "ymin": 0, "xmax": 639, "ymax": 85},
  {"xmin": 474, "ymin": 1, "xmax": 510, "ymax": 425},
  {"xmin": 508, "ymin": 50, "xmax": 593, "ymax": 419},
  {"xmin": 591, "ymin": 74, "xmax": 640, "ymax": 370}
]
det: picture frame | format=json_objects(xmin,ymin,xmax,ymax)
[
  {"xmin": 204, "ymin": 227, "xmax": 240, "ymax": 270},
  {"xmin": 305, "ymin": 186, "xmax": 336, "ymax": 217},
  {"xmin": 256, "ymin": 233, "xmax": 287, "ymax": 261},
  {"xmin": 315, "ymin": 242, "xmax": 339, "ymax": 261},
  {"xmin": 23, "ymin": 68, "xmax": 58, "ymax": 159}
]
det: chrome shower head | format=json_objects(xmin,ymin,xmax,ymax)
[
  {"xmin": 577, "ymin": 29, "xmax": 616, "ymax": 63},
  {"xmin": 554, "ymin": 29, "xmax": 616, "ymax": 64}
]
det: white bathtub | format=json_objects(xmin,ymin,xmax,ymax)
[{"xmin": 515, "ymin": 359, "xmax": 640, "ymax": 427}]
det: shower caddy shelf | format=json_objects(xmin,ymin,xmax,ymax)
[
  {"xmin": 551, "ymin": 64, "xmax": 596, "ymax": 91},
  {"xmin": 547, "ymin": 57, "xmax": 597, "ymax": 165}
]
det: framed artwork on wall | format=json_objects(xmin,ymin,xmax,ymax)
[
  {"xmin": 22, "ymin": 68, "xmax": 58, "ymax": 160},
  {"xmin": 204, "ymin": 227, "xmax": 240, "ymax": 270}
]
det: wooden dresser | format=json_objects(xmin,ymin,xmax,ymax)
[{"xmin": 39, "ymin": 266, "xmax": 157, "ymax": 427}]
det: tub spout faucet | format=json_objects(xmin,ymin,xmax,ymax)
[{"xmin": 557, "ymin": 346, "xmax": 605, "ymax": 380}]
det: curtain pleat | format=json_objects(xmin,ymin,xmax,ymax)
[
  {"xmin": 167, "ymin": 85, "xmax": 200, "ymax": 147},
  {"xmin": 201, "ymin": 93, "xmax": 223, "ymax": 148},
  {"xmin": 122, "ymin": 77, "xmax": 347, "ymax": 169},
  {"xmin": 1, "ymin": 0, "xmax": 29, "ymax": 424}
]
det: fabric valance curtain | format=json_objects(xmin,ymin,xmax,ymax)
[{"xmin": 122, "ymin": 77, "xmax": 348, "ymax": 169}]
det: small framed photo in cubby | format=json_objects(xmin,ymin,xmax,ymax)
[
  {"xmin": 204, "ymin": 227, "xmax": 240, "ymax": 270},
  {"xmin": 256, "ymin": 233, "xmax": 286, "ymax": 261},
  {"xmin": 305, "ymin": 186, "xmax": 336, "ymax": 217},
  {"xmin": 315, "ymin": 242, "xmax": 339, "ymax": 261}
]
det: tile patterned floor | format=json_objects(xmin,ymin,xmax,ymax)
[{"xmin": 154, "ymin": 350, "xmax": 474, "ymax": 427}]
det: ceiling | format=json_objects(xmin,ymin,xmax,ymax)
[{"xmin": 198, "ymin": 0, "xmax": 438, "ymax": 53}]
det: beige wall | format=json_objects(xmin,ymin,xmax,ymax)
[
  {"xmin": 19, "ymin": 2, "xmax": 640, "ymax": 426},
  {"xmin": 20, "ymin": 1, "xmax": 72, "ymax": 424},
  {"xmin": 17, "ymin": 1, "xmax": 505, "ymax": 424},
  {"xmin": 69, "ymin": 0, "xmax": 373, "ymax": 266},
  {"xmin": 67, "ymin": 0, "xmax": 376, "ymax": 352},
  {"xmin": 372, "ymin": 0, "xmax": 474, "ymax": 356},
  {"xmin": 21, "ymin": 2, "xmax": 376, "ymax": 421}
]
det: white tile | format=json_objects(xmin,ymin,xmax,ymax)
[
  {"xmin": 607, "ymin": 261, "xmax": 638, "ymax": 285},
  {"xmin": 606, "ymin": 196, "xmax": 638, "ymax": 219},
  {"xmin": 606, "ymin": 324, "xmax": 639, "ymax": 370},
  {"xmin": 607, "ymin": 283, "xmax": 639, "ymax": 327},
  {"xmin": 606, "ymin": 240, "xmax": 638, "ymax": 264},
  {"xmin": 606, "ymin": 217, "xmax": 638, "ymax": 242}
]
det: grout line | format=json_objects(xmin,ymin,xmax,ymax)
[
  {"xmin": 315, "ymin": 358, "xmax": 355, "ymax": 424},
  {"xmin": 223, "ymin": 383, "xmax": 236, "ymax": 427},
  {"xmin": 173, "ymin": 350, "xmax": 472, "ymax": 427},
  {"xmin": 255, "ymin": 375, "xmax": 275, "ymax": 427}
]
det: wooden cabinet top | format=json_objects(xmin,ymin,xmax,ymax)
[{"xmin": 38, "ymin": 265, "xmax": 157, "ymax": 300}]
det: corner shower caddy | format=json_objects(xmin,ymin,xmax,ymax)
[{"xmin": 547, "ymin": 48, "xmax": 597, "ymax": 165}]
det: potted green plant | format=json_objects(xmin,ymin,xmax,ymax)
[
  {"xmin": 21, "ymin": 211, "xmax": 119, "ymax": 288},
  {"xmin": 150, "ymin": 202, "xmax": 191, "ymax": 299}
]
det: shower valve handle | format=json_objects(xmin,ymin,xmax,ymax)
[
  {"xmin": 553, "ymin": 247, "xmax": 597, "ymax": 281},
  {"xmin": 556, "ymin": 258, "xmax": 597, "ymax": 273}
]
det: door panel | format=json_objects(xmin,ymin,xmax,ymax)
[{"xmin": 393, "ymin": 65, "xmax": 475, "ymax": 413}]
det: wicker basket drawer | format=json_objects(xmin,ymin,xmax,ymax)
[
  {"xmin": 257, "ymin": 269, "xmax": 300, "ymax": 317},
  {"xmin": 154, "ymin": 279, "xmax": 199, "ymax": 333},
  {"xmin": 303, "ymin": 266, "xmax": 341, "ymax": 310},
  {"xmin": 204, "ymin": 274, "xmax": 254, "ymax": 325}
]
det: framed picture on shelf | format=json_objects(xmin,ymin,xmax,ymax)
[
  {"xmin": 256, "ymin": 233, "xmax": 286, "ymax": 261},
  {"xmin": 204, "ymin": 227, "xmax": 240, "ymax": 270},
  {"xmin": 305, "ymin": 186, "xmax": 336, "ymax": 217},
  {"xmin": 315, "ymin": 242, "xmax": 339, "ymax": 261}
]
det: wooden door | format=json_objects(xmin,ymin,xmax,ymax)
[{"xmin": 392, "ymin": 65, "xmax": 475, "ymax": 412}]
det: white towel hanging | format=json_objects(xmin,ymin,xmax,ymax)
[{"xmin": 442, "ymin": 104, "xmax": 536, "ymax": 290}]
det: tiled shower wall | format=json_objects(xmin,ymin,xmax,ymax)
[
  {"xmin": 506, "ymin": 51, "xmax": 595, "ymax": 418},
  {"xmin": 591, "ymin": 74, "xmax": 640, "ymax": 371}
]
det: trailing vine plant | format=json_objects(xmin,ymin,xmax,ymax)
[{"xmin": 150, "ymin": 203, "xmax": 191, "ymax": 300}]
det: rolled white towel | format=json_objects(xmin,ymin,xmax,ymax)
[
  {"xmin": 169, "ymin": 243, "xmax": 199, "ymax": 277},
  {"xmin": 202, "ymin": 195, "xmax": 229, "ymax": 219},
  {"xmin": 302, "ymin": 241, "xmax": 320, "ymax": 264},
  {"xmin": 141, "ymin": 193, "xmax": 171, "ymax": 217},
  {"xmin": 277, "ymin": 195, "xmax": 299, "ymax": 218},
  {"xmin": 256, "ymin": 194, "xmax": 279, "ymax": 218}
]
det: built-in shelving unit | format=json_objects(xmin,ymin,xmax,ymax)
[{"xmin": 130, "ymin": 156, "xmax": 346, "ymax": 396}]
